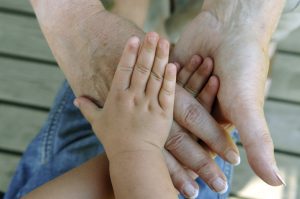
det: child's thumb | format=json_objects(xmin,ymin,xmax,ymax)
[{"xmin": 73, "ymin": 97, "xmax": 100, "ymax": 123}]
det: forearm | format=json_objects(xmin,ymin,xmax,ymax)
[
  {"xmin": 109, "ymin": 150, "xmax": 178, "ymax": 199},
  {"xmin": 31, "ymin": 0, "xmax": 145, "ymax": 106},
  {"xmin": 23, "ymin": 154, "xmax": 115, "ymax": 199},
  {"xmin": 202, "ymin": 0, "xmax": 285, "ymax": 45}
]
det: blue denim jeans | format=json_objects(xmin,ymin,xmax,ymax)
[{"xmin": 5, "ymin": 81, "xmax": 235, "ymax": 199}]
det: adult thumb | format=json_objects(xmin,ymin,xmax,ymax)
[{"xmin": 232, "ymin": 104, "xmax": 285, "ymax": 186}]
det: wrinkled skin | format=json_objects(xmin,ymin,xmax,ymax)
[{"xmin": 172, "ymin": 9, "xmax": 283, "ymax": 186}]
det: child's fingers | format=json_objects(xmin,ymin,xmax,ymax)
[
  {"xmin": 130, "ymin": 32, "xmax": 159, "ymax": 92},
  {"xmin": 184, "ymin": 58, "xmax": 213, "ymax": 96},
  {"xmin": 146, "ymin": 38, "xmax": 170, "ymax": 98},
  {"xmin": 159, "ymin": 63, "xmax": 177, "ymax": 111},
  {"xmin": 177, "ymin": 55, "xmax": 202, "ymax": 86},
  {"xmin": 74, "ymin": 97, "xmax": 101, "ymax": 124},
  {"xmin": 196, "ymin": 76, "xmax": 219, "ymax": 113},
  {"xmin": 112, "ymin": 36, "xmax": 140, "ymax": 90}
]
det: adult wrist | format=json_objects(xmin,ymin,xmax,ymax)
[{"xmin": 201, "ymin": 0, "xmax": 285, "ymax": 45}]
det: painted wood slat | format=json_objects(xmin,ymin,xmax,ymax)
[
  {"xmin": 0, "ymin": 0, "xmax": 34, "ymax": 13},
  {"xmin": 278, "ymin": 27, "xmax": 300, "ymax": 54},
  {"xmin": 0, "ymin": 13, "xmax": 54, "ymax": 61},
  {"xmin": 0, "ymin": 154, "xmax": 20, "ymax": 192},
  {"xmin": 0, "ymin": 105, "xmax": 48, "ymax": 152},
  {"xmin": 269, "ymin": 53, "xmax": 300, "ymax": 103},
  {"xmin": 0, "ymin": 57, "xmax": 64, "ymax": 108},
  {"xmin": 265, "ymin": 101, "xmax": 300, "ymax": 154}
]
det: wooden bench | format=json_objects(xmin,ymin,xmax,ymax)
[{"xmin": 0, "ymin": 1, "xmax": 300, "ymax": 198}]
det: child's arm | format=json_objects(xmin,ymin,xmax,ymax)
[
  {"xmin": 23, "ymin": 151, "xmax": 176, "ymax": 199},
  {"xmin": 75, "ymin": 33, "xmax": 178, "ymax": 199},
  {"xmin": 23, "ymin": 154, "xmax": 115, "ymax": 199},
  {"xmin": 109, "ymin": 150, "xmax": 177, "ymax": 198},
  {"xmin": 23, "ymin": 33, "xmax": 220, "ymax": 199}
]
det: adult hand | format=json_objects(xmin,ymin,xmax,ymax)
[
  {"xmin": 172, "ymin": 6, "xmax": 284, "ymax": 186},
  {"xmin": 143, "ymin": 38, "xmax": 239, "ymax": 195},
  {"xmin": 31, "ymin": 0, "xmax": 245, "ymax": 195}
]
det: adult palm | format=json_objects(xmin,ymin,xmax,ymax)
[{"xmin": 172, "ymin": 11, "xmax": 283, "ymax": 186}]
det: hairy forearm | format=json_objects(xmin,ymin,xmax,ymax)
[
  {"xmin": 109, "ymin": 150, "xmax": 178, "ymax": 199},
  {"xmin": 202, "ymin": 0, "xmax": 285, "ymax": 45},
  {"xmin": 31, "ymin": 0, "xmax": 144, "ymax": 106}
]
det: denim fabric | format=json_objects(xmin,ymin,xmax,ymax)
[{"xmin": 5, "ymin": 81, "xmax": 234, "ymax": 199}]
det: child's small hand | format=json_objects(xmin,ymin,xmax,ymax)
[{"xmin": 74, "ymin": 33, "xmax": 176, "ymax": 158}]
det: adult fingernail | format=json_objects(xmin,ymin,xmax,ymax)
[
  {"xmin": 225, "ymin": 150, "xmax": 241, "ymax": 166},
  {"xmin": 182, "ymin": 183, "xmax": 199, "ymax": 199},
  {"xmin": 212, "ymin": 177, "xmax": 228, "ymax": 194},
  {"xmin": 274, "ymin": 167, "xmax": 286, "ymax": 186}
]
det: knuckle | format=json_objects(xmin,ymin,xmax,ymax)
[
  {"xmin": 194, "ymin": 158, "xmax": 213, "ymax": 177},
  {"xmin": 151, "ymin": 71, "xmax": 163, "ymax": 81},
  {"xmin": 260, "ymin": 131, "xmax": 274, "ymax": 147},
  {"xmin": 136, "ymin": 64, "xmax": 150, "ymax": 74},
  {"xmin": 184, "ymin": 86, "xmax": 198, "ymax": 96},
  {"xmin": 118, "ymin": 65, "xmax": 134, "ymax": 73},
  {"xmin": 162, "ymin": 87, "xmax": 174, "ymax": 96},
  {"xmin": 165, "ymin": 132, "xmax": 188, "ymax": 151},
  {"xmin": 114, "ymin": 91, "xmax": 128, "ymax": 103},
  {"xmin": 183, "ymin": 104, "xmax": 201, "ymax": 127}
]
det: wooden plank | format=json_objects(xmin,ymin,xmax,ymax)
[
  {"xmin": 0, "ymin": 0, "xmax": 34, "ymax": 13},
  {"xmin": 231, "ymin": 147, "xmax": 300, "ymax": 199},
  {"xmin": 0, "ymin": 153, "xmax": 20, "ymax": 192},
  {"xmin": 265, "ymin": 101, "xmax": 300, "ymax": 154},
  {"xmin": 278, "ymin": 27, "xmax": 300, "ymax": 54},
  {"xmin": 0, "ymin": 12, "xmax": 54, "ymax": 61},
  {"xmin": 0, "ymin": 105, "xmax": 48, "ymax": 152},
  {"xmin": 269, "ymin": 53, "xmax": 300, "ymax": 103},
  {"xmin": 0, "ymin": 57, "xmax": 64, "ymax": 107}
]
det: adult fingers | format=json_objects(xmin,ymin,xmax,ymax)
[
  {"xmin": 166, "ymin": 122, "xmax": 228, "ymax": 193},
  {"xmin": 163, "ymin": 149, "xmax": 200, "ymax": 198},
  {"xmin": 232, "ymin": 105, "xmax": 285, "ymax": 186},
  {"xmin": 196, "ymin": 76, "xmax": 219, "ymax": 113},
  {"xmin": 174, "ymin": 85, "xmax": 240, "ymax": 166}
]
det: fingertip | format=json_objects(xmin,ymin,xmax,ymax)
[
  {"xmin": 191, "ymin": 55, "xmax": 202, "ymax": 67},
  {"xmin": 203, "ymin": 57, "xmax": 213, "ymax": 67},
  {"xmin": 182, "ymin": 182, "xmax": 200, "ymax": 199},
  {"xmin": 127, "ymin": 36, "xmax": 140, "ymax": 50},
  {"xmin": 174, "ymin": 62, "xmax": 181, "ymax": 72},
  {"xmin": 208, "ymin": 76, "xmax": 219, "ymax": 86},
  {"xmin": 73, "ymin": 98, "xmax": 79, "ymax": 108},
  {"xmin": 166, "ymin": 63, "xmax": 177, "ymax": 78},
  {"xmin": 147, "ymin": 32, "xmax": 159, "ymax": 44}
]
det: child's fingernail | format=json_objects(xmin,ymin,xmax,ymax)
[
  {"xmin": 182, "ymin": 183, "xmax": 199, "ymax": 199},
  {"xmin": 73, "ymin": 99, "xmax": 79, "ymax": 108}
]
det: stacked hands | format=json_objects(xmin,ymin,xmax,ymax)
[
  {"xmin": 75, "ymin": 32, "xmax": 249, "ymax": 198},
  {"xmin": 29, "ymin": 0, "xmax": 287, "ymax": 198},
  {"xmin": 75, "ymin": 33, "xmax": 226, "ymax": 197}
]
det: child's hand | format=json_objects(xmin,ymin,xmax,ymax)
[{"xmin": 74, "ymin": 33, "xmax": 176, "ymax": 158}]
